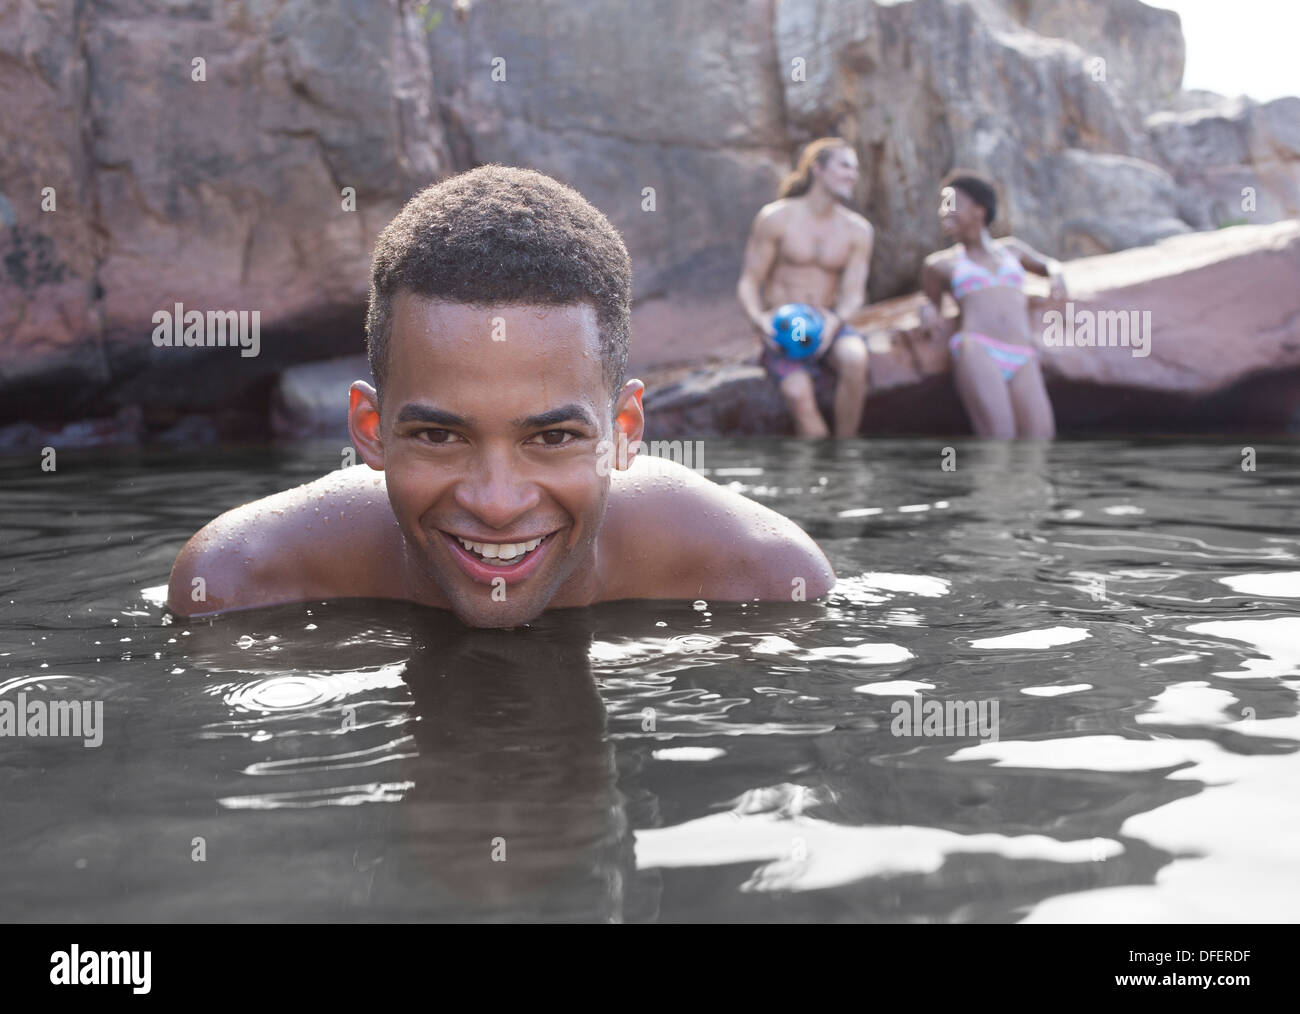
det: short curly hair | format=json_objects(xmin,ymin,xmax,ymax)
[
  {"xmin": 366, "ymin": 165, "xmax": 632, "ymax": 401},
  {"xmin": 941, "ymin": 169, "xmax": 998, "ymax": 227}
]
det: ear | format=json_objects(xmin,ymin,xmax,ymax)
[
  {"xmin": 348, "ymin": 381, "xmax": 385, "ymax": 470},
  {"xmin": 611, "ymin": 380, "xmax": 645, "ymax": 471}
]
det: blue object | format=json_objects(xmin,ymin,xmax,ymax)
[{"xmin": 771, "ymin": 303, "xmax": 824, "ymax": 359}]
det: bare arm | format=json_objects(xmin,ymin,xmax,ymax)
[
  {"xmin": 835, "ymin": 222, "xmax": 873, "ymax": 322},
  {"xmin": 918, "ymin": 254, "xmax": 955, "ymax": 338},
  {"xmin": 919, "ymin": 255, "xmax": 950, "ymax": 310},
  {"xmin": 737, "ymin": 207, "xmax": 781, "ymax": 345},
  {"xmin": 824, "ymin": 220, "xmax": 874, "ymax": 339},
  {"xmin": 1004, "ymin": 236, "xmax": 1066, "ymax": 297},
  {"xmin": 802, "ymin": 218, "xmax": 874, "ymax": 361}
]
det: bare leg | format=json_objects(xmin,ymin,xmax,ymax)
[
  {"xmin": 778, "ymin": 370, "xmax": 831, "ymax": 438},
  {"xmin": 952, "ymin": 335, "xmax": 1016, "ymax": 438},
  {"xmin": 827, "ymin": 334, "xmax": 869, "ymax": 438},
  {"xmin": 1008, "ymin": 357, "xmax": 1056, "ymax": 439}
]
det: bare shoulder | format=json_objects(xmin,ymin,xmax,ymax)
[
  {"xmin": 166, "ymin": 465, "xmax": 398, "ymax": 616},
  {"xmin": 999, "ymin": 235, "xmax": 1041, "ymax": 260},
  {"xmin": 754, "ymin": 198, "xmax": 796, "ymax": 231},
  {"xmin": 923, "ymin": 245, "xmax": 961, "ymax": 273},
  {"xmin": 602, "ymin": 454, "xmax": 835, "ymax": 603},
  {"xmin": 837, "ymin": 206, "xmax": 875, "ymax": 240}
]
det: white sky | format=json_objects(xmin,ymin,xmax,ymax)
[{"xmin": 1154, "ymin": 0, "xmax": 1297, "ymax": 101}]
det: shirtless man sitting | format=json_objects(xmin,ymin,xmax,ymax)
[
  {"xmin": 166, "ymin": 165, "xmax": 835, "ymax": 628},
  {"xmin": 736, "ymin": 137, "xmax": 875, "ymax": 438}
]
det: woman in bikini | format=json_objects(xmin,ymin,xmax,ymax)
[{"xmin": 919, "ymin": 170, "xmax": 1066, "ymax": 438}]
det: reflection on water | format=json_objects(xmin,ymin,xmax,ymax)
[{"xmin": 0, "ymin": 439, "xmax": 1298, "ymax": 922}]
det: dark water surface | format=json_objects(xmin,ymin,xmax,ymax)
[{"xmin": 2, "ymin": 439, "xmax": 1298, "ymax": 922}]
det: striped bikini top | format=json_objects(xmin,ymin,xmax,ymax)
[{"xmin": 950, "ymin": 243, "xmax": 1026, "ymax": 299}]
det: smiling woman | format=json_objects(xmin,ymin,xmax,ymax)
[{"xmin": 166, "ymin": 166, "xmax": 835, "ymax": 628}]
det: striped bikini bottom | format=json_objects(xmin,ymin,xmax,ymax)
[{"xmin": 948, "ymin": 332, "xmax": 1037, "ymax": 382}]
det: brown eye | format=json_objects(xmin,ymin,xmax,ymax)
[
  {"xmin": 533, "ymin": 429, "xmax": 576, "ymax": 447},
  {"xmin": 418, "ymin": 429, "xmax": 456, "ymax": 444}
]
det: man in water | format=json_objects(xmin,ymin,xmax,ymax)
[
  {"xmin": 736, "ymin": 137, "xmax": 875, "ymax": 438},
  {"xmin": 167, "ymin": 165, "xmax": 835, "ymax": 628}
]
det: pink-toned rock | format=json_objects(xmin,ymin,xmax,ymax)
[
  {"xmin": 0, "ymin": 0, "xmax": 101, "ymax": 411},
  {"xmin": 1148, "ymin": 96, "xmax": 1300, "ymax": 228},
  {"xmin": 1041, "ymin": 221, "xmax": 1300, "ymax": 391},
  {"xmin": 1, "ymin": 0, "xmax": 449, "ymax": 422},
  {"xmin": 424, "ymin": 0, "xmax": 788, "ymax": 306},
  {"xmin": 994, "ymin": 0, "xmax": 1185, "ymax": 112}
]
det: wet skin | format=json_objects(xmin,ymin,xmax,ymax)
[
  {"xmin": 736, "ymin": 147, "xmax": 875, "ymax": 438},
  {"xmin": 167, "ymin": 296, "xmax": 836, "ymax": 627},
  {"xmin": 919, "ymin": 186, "xmax": 1065, "ymax": 439}
]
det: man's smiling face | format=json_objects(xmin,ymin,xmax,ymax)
[{"xmin": 355, "ymin": 294, "xmax": 632, "ymax": 628}]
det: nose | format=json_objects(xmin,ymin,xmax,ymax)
[{"xmin": 452, "ymin": 446, "xmax": 542, "ymax": 531}]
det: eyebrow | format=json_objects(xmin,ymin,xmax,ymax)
[
  {"xmin": 395, "ymin": 404, "xmax": 470, "ymax": 427},
  {"xmin": 512, "ymin": 404, "xmax": 598, "ymax": 429},
  {"xmin": 393, "ymin": 402, "xmax": 598, "ymax": 430}
]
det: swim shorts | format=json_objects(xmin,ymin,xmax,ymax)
[{"xmin": 760, "ymin": 321, "xmax": 864, "ymax": 384}]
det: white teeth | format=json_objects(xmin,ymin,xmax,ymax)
[{"xmin": 454, "ymin": 535, "xmax": 546, "ymax": 563}]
